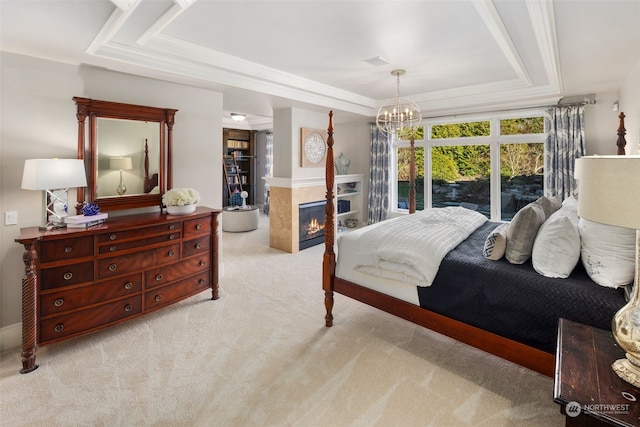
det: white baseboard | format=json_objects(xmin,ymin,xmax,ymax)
[{"xmin": 0, "ymin": 322, "xmax": 21, "ymax": 353}]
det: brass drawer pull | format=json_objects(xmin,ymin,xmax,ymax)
[
  {"xmin": 54, "ymin": 324, "xmax": 64, "ymax": 332},
  {"xmin": 124, "ymin": 304, "xmax": 132, "ymax": 312},
  {"xmin": 199, "ymin": 260, "xmax": 206, "ymax": 266},
  {"xmin": 109, "ymin": 234, "xmax": 117, "ymax": 241},
  {"xmin": 199, "ymin": 279, "xmax": 205, "ymax": 285},
  {"xmin": 168, "ymin": 250, "xmax": 175, "ymax": 257},
  {"xmin": 155, "ymin": 295, "xmax": 162, "ymax": 302},
  {"xmin": 54, "ymin": 298, "xmax": 64, "ymax": 307},
  {"xmin": 124, "ymin": 281, "xmax": 133, "ymax": 290},
  {"xmin": 110, "ymin": 245, "xmax": 117, "ymax": 252},
  {"xmin": 63, "ymin": 272, "xmax": 73, "ymax": 280},
  {"xmin": 195, "ymin": 243, "xmax": 201, "ymax": 249},
  {"xmin": 196, "ymin": 224, "xmax": 202, "ymax": 230},
  {"xmin": 169, "ymin": 234, "xmax": 176, "ymax": 240},
  {"xmin": 155, "ymin": 274, "xmax": 163, "ymax": 281},
  {"xmin": 169, "ymin": 224, "xmax": 176, "ymax": 230},
  {"xmin": 64, "ymin": 246, "xmax": 72, "ymax": 253},
  {"xmin": 109, "ymin": 264, "xmax": 117, "ymax": 271}
]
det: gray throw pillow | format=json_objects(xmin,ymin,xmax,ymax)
[
  {"xmin": 534, "ymin": 195, "xmax": 562, "ymax": 217},
  {"xmin": 505, "ymin": 203, "xmax": 546, "ymax": 264}
]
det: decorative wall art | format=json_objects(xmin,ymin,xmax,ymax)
[{"xmin": 300, "ymin": 127, "xmax": 327, "ymax": 168}]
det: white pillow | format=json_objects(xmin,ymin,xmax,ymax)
[
  {"xmin": 532, "ymin": 206, "xmax": 580, "ymax": 278},
  {"xmin": 562, "ymin": 195, "xmax": 578, "ymax": 209},
  {"xmin": 483, "ymin": 223, "xmax": 509, "ymax": 260},
  {"xmin": 579, "ymin": 218, "xmax": 636, "ymax": 288}
]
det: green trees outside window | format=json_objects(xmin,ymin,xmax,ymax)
[{"xmin": 396, "ymin": 116, "xmax": 545, "ymax": 220}]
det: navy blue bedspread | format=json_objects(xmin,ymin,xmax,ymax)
[{"xmin": 417, "ymin": 221, "xmax": 627, "ymax": 354}]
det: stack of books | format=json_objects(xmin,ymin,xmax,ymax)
[{"xmin": 64, "ymin": 212, "xmax": 108, "ymax": 228}]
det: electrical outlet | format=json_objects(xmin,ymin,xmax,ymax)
[{"xmin": 5, "ymin": 211, "xmax": 17, "ymax": 225}]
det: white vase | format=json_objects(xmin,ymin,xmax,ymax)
[{"xmin": 166, "ymin": 204, "xmax": 196, "ymax": 215}]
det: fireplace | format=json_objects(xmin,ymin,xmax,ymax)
[{"xmin": 299, "ymin": 200, "xmax": 326, "ymax": 250}]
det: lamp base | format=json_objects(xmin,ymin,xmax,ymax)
[{"xmin": 612, "ymin": 356, "xmax": 640, "ymax": 387}]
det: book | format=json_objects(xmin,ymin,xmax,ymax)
[
  {"xmin": 66, "ymin": 218, "xmax": 107, "ymax": 228},
  {"xmin": 65, "ymin": 212, "xmax": 108, "ymax": 224}
]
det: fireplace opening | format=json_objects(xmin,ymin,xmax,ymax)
[{"xmin": 299, "ymin": 200, "xmax": 326, "ymax": 250}]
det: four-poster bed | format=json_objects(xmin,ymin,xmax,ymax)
[{"xmin": 322, "ymin": 111, "xmax": 629, "ymax": 377}]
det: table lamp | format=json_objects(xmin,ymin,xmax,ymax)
[
  {"xmin": 109, "ymin": 156, "xmax": 133, "ymax": 196},
  {"xmin": 575, "ymin": 155, "xmax": 640, "ymax": 387},
  {"xmin": 21, "ymin": 158, "xmax": 88, "ymax": 230}
]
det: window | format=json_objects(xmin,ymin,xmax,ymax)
[{"xmin": 394, "ymin": 112, "xmax": 545, "ymax": 221}]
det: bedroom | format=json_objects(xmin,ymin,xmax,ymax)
[{"xmin": 1, "ymin": 0, "xmax": 640, "ymax": 424}]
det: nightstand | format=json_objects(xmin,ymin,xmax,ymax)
[{"xmin": 554, "ymin": 318, "xmax": 640, "ymax": 426}]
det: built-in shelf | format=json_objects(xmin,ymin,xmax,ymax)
[{"xmin": 335, "ymin": 174, "xmax": 364, "ymax": 233}]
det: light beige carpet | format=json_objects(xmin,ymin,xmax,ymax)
[{"xmin": 0, "ymin": 213, "xmax": 564, "ymax": 426}]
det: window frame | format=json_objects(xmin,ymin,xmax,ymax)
[{"xmin": 391, "ymin": 109, "xmax": 546, "ymax": 222}]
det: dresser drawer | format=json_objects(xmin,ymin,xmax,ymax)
[
  {"xmin": 40, "ymin": 295, "xmax": 142, "ymax": 343},
  {"xmin": 40, "ymin": 236, "xmax": 94, "ymax": 263},
  {"xmin": 182, "ymin": 235, "xmax": 211, "ymax": 258},
  {"xmin": 144, "ymin": 271, "xmax": 210, "ymax": 311},
  {"xmin": 183, "ymin": 217, "xmax": 211, "ymax": 237},
  {"xmin": 40, "ymin": 274, "xmax": 142, "ymax": 317},
  {"xmin": 98, "ymin": 243, "xmax": 180, "ymax": 279},
  {"xmin": 40, "ymin": 261, "xmax": 94, "ymax": 291},
  {"xmin": 98, "ymin": 232, "xmax": 181, "ymax": 255},
  {"xmin": 145, "ymin": 257, "xmax": 210, "ymax": 290},
  {"xmin": 98, "ymin": 222, "xmax": 181, "ymax": 244}
]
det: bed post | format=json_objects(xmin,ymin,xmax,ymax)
[
  {"xmin": 409, "ymin": 135, "xmax": 416, "ymax": 214},
  {"xmin": 323, "ymin": 111, "xmax": 336, "ymax": 327},
  {"xmin": 616, "ymin": 112, "xmax": 626, "ymax": 155}
]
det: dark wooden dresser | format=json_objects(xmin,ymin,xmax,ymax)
[{"xmin": 15, "ymin": 207, "xmax": 221, "ymax": 374}]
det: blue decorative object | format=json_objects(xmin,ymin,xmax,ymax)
[
  {"xmin": 82, "ymin": 203, "xmax": 101, "ymax": 216},
  {"xmin": 229, "ymin": 192, "xmax": 242, "ymax": 206}
]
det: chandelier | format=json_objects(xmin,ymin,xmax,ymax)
[{"xmin": 375, "ymin": 69, "xmax": 422, "ymax": 136}]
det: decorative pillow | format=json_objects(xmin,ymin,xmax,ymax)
[
  {"xmin": 505, "ymin": 202, "xmax": 547, "ymax": 264},
  {"xmin": 534, "ymin": 195, "xmax": 562, "ymax": 217},
  {"xmin": 562, "ymin": 195, "xmax": 578, "ymax": 209},
  {"xmin": 483, "ymin": 223, "xmax": 509, "ymax": 260},
  {"xmin": 532, "ymin": 205, "xmax": 580, "ymax": 278},
  {"xmin": 579, "ymin": 218, "xmax": 636, "ymax": 288}
]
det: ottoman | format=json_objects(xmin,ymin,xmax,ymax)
[{"xmin": 222, "ymin": 205, "xmax": 259, "ymax": 232}]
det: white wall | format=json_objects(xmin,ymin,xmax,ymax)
[
  {"xmin": 0, "ymin": 53, "xmax": 224, "ymax": 336},
  {"xmin": 584, "ymin": 90, "xmax": 622, "ymax": 155}
]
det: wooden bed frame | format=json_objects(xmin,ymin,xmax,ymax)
[
  {"xmin": 143, "ymin": 138, "xmax": 159, "ymax": 194},
  {"xmin": 322, "ymin": 111, "xmax": 627, "ymax": 378}
]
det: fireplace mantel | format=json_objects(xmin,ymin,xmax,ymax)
[
  {"xmin": 263, "ymin": 174, "xmax": 363, "ymax": 188},
  {"xmin": 263, "ymin": 176, "xmax": 325, "ymax": 253},
  {"xmin": 264, "ymin": 174, "xmax": 364, "ymax": 253},
  {"xmin": 262, "ymin": 176, "xmax": 324, "ymax": 188}
]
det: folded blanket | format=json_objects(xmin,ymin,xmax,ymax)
[{"xmin": 354, "ymin": 207, "xmax": 487, "ymax": 286}]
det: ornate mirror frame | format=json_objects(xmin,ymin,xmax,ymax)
[{"xmin": 74, "ymin": 97, "xmax": 177, "ymax": 212}]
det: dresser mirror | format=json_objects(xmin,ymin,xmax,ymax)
[{"xmin": 74, "ymin": 97, "xmax": 177, "ymax": 212}]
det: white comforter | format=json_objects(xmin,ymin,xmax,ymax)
[{"xmin": 354, "ymin": 207, "xmax": 487, "ymax": 287}]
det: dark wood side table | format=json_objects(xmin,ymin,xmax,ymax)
[{"xmin": 554, "ymin": 318, "xmax": 640, "ymax": 427}]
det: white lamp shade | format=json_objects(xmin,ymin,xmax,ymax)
[
  {"xmin": 109, "ymin": 157, "xmax": 133, "ymax": 170},
  {"xmin": 575, "ymin": 155, "xmax": 640, "ymax": 230},
  {"xmin": 21, "ymin": 159, "xmax": 87, "ymax": 190}
]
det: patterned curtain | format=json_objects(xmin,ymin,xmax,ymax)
[
  {"xmin": 545, "ymin": 105, "xmax": 586, "ymax": 199},
  {"xmin": 367, "ymin": 123, "xmax": 391, "ymax": 224}
]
